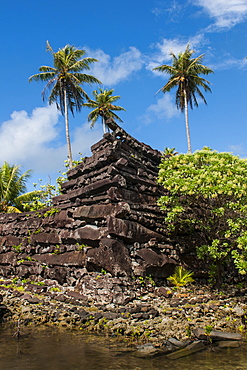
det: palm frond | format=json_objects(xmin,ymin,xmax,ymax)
[
  {"xmin": 0, "ymin": 162, "xmax": 34, "ymax": 213},
  {"xmin": 29, "ymin": 71, "xmax": 56, "ymax": 83}
]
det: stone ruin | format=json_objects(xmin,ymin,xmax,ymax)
[{"xmin": 0, "ymin": 120, "xmax": 181, "ymax": 286}]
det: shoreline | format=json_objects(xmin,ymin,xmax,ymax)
[{"xmin": 0, "ymin": 275, "xmax": 246, "ymax": 357}]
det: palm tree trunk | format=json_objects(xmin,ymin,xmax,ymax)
[
  {"xmin": 184, "ymin": 89, "xmax": 192, "ymax": 153},
  {"xmin": 102, "ymin": 116, "xmax": 107, "ymax": 134},
  {"xmin": 63, "ymin": 88, "xmax": 73, "ymax": 169}
]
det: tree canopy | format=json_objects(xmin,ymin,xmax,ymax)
[{"xmin": 157, "ymin": 147, "xmax": 247, "ymax": 287}]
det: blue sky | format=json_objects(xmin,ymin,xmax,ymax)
[{"xmin": 1, "ymin": 0, "xmax": 247, "ymax": 190}]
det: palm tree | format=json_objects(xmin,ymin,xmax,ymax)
[
  {"xmin": 0, "ymin": 162, "xmax": 40, "ymax": 213},
  {"xmin": 29, "ymin": 42, "xmax": 101, "ymax": 169},
  {"xmin": 83, "ymin": 88, "xmax": 126, "ymax": 133},
  {"xmin": 153, "ymin": 45, "xmax": 213, "ymax": 153},
  {"xmin": 162, "ymin": 147, "xmax": 178, "ymax": 159}
]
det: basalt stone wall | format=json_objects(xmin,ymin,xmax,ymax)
[{"xmin": 0, "ymin": 122, "xmax": 182, "ymax": 286}]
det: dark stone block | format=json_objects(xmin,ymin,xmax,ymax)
[
  {"xmin": 43, "ymin": 266, "xmax": 68, "ymax": 285},
  {"xmin": 157, "ymin": 287, "xmax": 173, "ymax": 298},
  {"xmin": 0, "ymin": 252, "xmax": 17, "ymax": 264},
  {"xmin": 87, "ymin": 238, "xmax": 132, "ymax": 276},
  {"xmin": 136, "ymin": 249, "xmax": 163, "ymax": 266},
  {"xmin": 0, "ymin": 235, "xmax": 22, "ymax": 247},
  {"xmin": 54, "ymin": 210, "xmax": 73, "ymax": 227},
  {"xmin": 107, "ymin": 187, "xmax": 158, "ymax": 204},
  {"xmin": 34, "ymin": 251, "xmax": 85, "ymax": 267},
  {"xmin": 31, "ymin": 232, "xmax": 60, "ymax": 245},
  {"xmin": 73, "ymin": 203, "xmax": 130, "ymax": 220},
  {"xmin": 193, "ymin": 328, "xmax": 242, "ymax": 341},
  {"xmin": 66, "ymin": 291, "xmax": 88, "ymax": 302},
  {"xmin": 107, "ymin": 217, "xmax": 164, "ymax": 243}
]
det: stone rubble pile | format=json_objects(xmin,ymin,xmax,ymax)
[{"xmin": 0, "ymin": 279, "xmax": 246, "ymax": 359}]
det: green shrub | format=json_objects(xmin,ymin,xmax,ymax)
[
  {"xmin": 167, "ymin": 266, "xmax": 194, "ymax": 287},
  {"xmin": 158, "ymin": 147, "xmax": 247, "ymax": 288}
]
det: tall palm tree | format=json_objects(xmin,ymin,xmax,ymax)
[
  {"xmin": 0, "ymin": 162, "xmax": 40, "ymax": 213},
  {"xmin": 29, "ymin": 42, "xmax": 101, "ymax": 169},
  {"xmin": 153, "ymin": 45, "xmax": 213, "ymax": 153},
  {"xmin": 83, "ymin": 88, "xmax": 126, "ymax": 133}
]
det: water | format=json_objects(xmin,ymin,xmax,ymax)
[{"xmin": 0, "ymin": 327, "xmax": 246, "ymax": 370}]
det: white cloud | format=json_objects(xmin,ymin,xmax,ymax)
[
  {"xmin": 70, "ymin": 122, "xmax": 103, "ymax": 159},
  {"xmin": 151, "ymin": 1, "xmax": 184, "ymax": 19},
  {"xmin": 147, "ymin": 34, "xmax": 207, "ymax": 71},
  {"xmin": 210, "ymin": 54, "xmax": 247, "ymax": 70},
  {"xmin": 85, "ymin": 47, "xmax": 144, "ymax": 86},
  {"xmin": 0, "ymin": 105, "xmax": 59, "ymax": 165},
  {"xmin": 0, "ymin": 105, "xmax": 102, "ymax": 174},
  {"xmin": 141, "ymin": 95, "xmax": 181, "ymax": 124},
  {"xmin": 193, "ymin": 0, "xmax": 247, "ymax": 29}
]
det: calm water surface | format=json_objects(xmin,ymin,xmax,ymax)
[{"xmin": 0, "ymin": 326, "xmax": 246, "ymax": 370}]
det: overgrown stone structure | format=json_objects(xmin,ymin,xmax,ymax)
[{"xmin": 0, "ymin": 121, "xmax": 180, "ymax": 286}]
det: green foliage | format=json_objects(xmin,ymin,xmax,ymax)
[
  {"xmin": 49, "ymin": 287, "xmax": 62, "ymax": 292},
  {"xmin": 24, "ymin": 179, "xmax": 59, "ymax": 211},
  {"xmin": 63, "ymin": 153, "xmax": 85, "ymax": 169},
  {"xmin": 30, "ymin": 281, "xmax": 45, "ymax": 286},
  {"xmin": 43, "ymin": 208, "xmax": 60, "ymax": 217},
  {"xmin": 167, "ymin": 266, "xmax": 194, "ymax": 287},
  {"xmin": 238, "ymin": 325, "xmax": 244, "ymax": 333},
  {"xmin": 52, "ymin": 245, "xmax": 61, "ymax": 255},
  {"xmin": 27, "ymin": 155, "xmax": 84, "ymax": 210},
  {"xmin": 236, "ymin": 282, "xmax": 244, "ymax": 289},
  {"xmin": 33, "ymin": 229, "xmax": 42, "ymax": 234},
  {"xmin": 158, "ymin": 147, "xmax": 247, "ymax": 287},
  {"xmin": 17, "ymin": 257, "xmax": 36, "ymax": 264},
  {"xmin": 76, "ymin": 243, "xmax": 88, "ymax": 251},
  {"xmin": 17, "ymin": 259, "xmax": 25, "ymax": 264},
  {"xmin": 204, "ymin": 325, "xmax": 213, "ymax": 335},
  {"xmin": 12, "ymin": 244, "xmax": 23, "ymax": 253},
  {"xmin": 138, "ymin": 276, "xmax": 145, "ymax": 286},
  {"xmin": 146, "ymin": 275, "xmax": 156, "ymax": 286},
  {"xmin": 96, "ymin": 268, "xmax": 107, "ymax": 279},
  {"xmin": 21, "ymin": 279, "xmax": 29, "ymax": 284},
  {"xmin": 186, "ymin": 326, "xmax": 192, "ymax": 337},
  {"xmin": 162, "ymin": 147, "xmax": 178, "ymax": 159},
  {"xmin": 137, "ymin": 275, "xmax": 156, "ymax": 287},
  {"xmin": 26, "ymin": 256, "xmax": 34, "ymax": 261}
]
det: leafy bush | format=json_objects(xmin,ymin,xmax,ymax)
[{"xmin": 158, "ymin": 147, "xmax": 247, "ymax": 288}]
